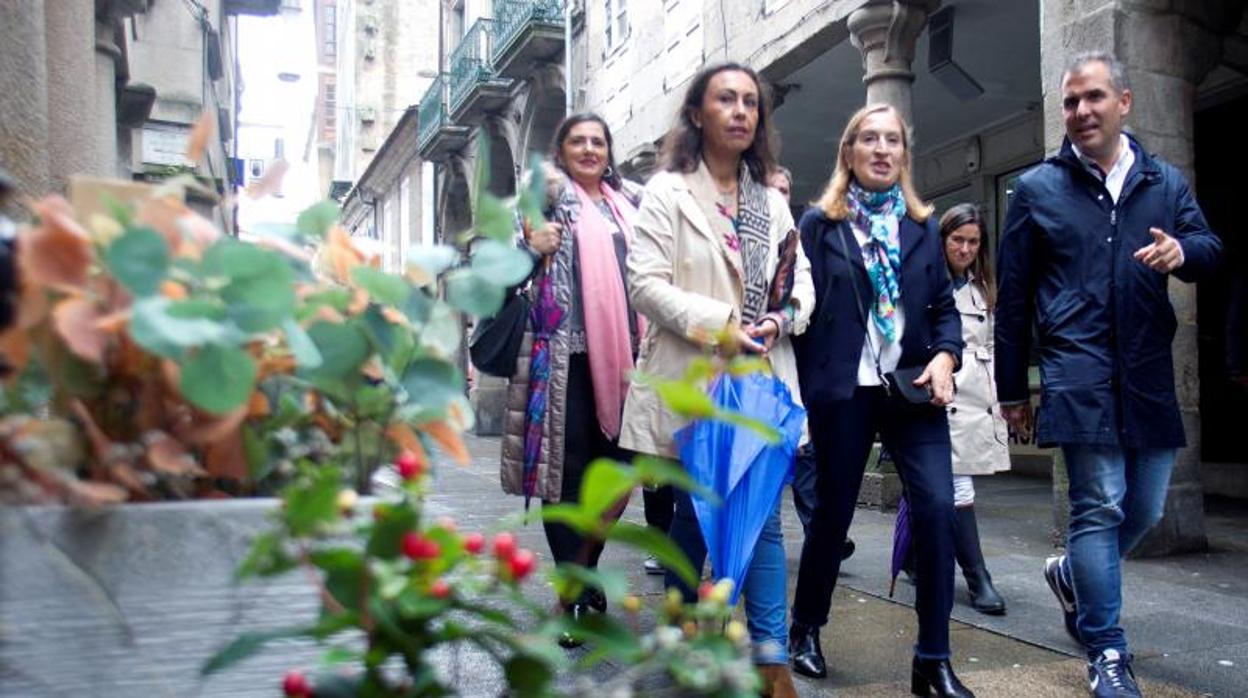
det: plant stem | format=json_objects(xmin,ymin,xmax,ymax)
[{"xmin": 351, "ymin": 402, "xmax": 368, "ymax": 495}]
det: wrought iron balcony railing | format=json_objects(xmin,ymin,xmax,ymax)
[
  {"xmin": 491, "ymin": 0, "xmax": 563, "ymax": 66},
  {"xmin": 417, "ymin": 75, "xmax": 446, "ymax": 151},
  {"xmin": 448, "ymin": 18, "xmax": 499, "ymax": 113}
]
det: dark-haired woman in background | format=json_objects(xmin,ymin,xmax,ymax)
[
  {"xmin": 938, "ymin": 203, "xmax": 1009, "ymax": 616},
  {"xmin": 498, "ymin": 113, "xmax": 644, "ymax": 647},
  {"xmin": 620, "ymin": 62, "xmax": 812, "ymax": 698}
]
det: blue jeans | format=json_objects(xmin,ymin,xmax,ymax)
[
  {"xmin": 1061, "ymin": 445, "xmax": 1176, "ymax": 657},
  {"xmin": 666, "ymin": 489, "xmax": 789, "ymax": 665}
]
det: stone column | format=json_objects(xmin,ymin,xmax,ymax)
[
  {"xmin": 1040, "ymin": 0, "xmax": 1235, "ymax": 555},
  {"xmin": 95, "ymin": 17, "xmax": 122, "ymax": 178},
  {"xmin": 44, "ymin": 0, "xmax": 102, "ymax": 193},
  {"xmin": 0, "ymin": 1, "xmax": 51, "ymax": 198},
  {"xmin": 846, "ymin": 0, "xmax": 937, "ymax": 126}
]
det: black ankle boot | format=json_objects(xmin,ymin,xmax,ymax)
[
  {"xmin": 911, "ymin": 657, "xmax": 974, "ymax": 697},
  {"xmin": 558, "ymin": 603, "xmax": 590, "ymax": 648},
  {"xmin": 788, "ymin": 623, "xmax": 826, "ymax": 678},
  {"xmin": 953, "ymin": 506, "xmax": 1006, "ymax": 615}
]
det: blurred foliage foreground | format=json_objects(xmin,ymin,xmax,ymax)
[{"xmin": 0, "ymin": 130, "xmax": 766, "ymax": 696}]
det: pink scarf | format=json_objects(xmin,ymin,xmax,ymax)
[{"xmin": 572, "ymin": 181, "xmax": 642, "ymax": 441}]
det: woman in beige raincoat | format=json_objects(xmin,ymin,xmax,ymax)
[
  {"xmin": 940, "ymin": 203, "xmax": 1010, "ymax": 615},
  {"xmin": 618, "ymin": 62, "xmax": 813, "ymax": 698}
]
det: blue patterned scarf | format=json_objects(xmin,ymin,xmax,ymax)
[{"xmin": 847, "ymin": 181, "xmax": 905, "ymax": 343}]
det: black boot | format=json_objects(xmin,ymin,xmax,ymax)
[
  {"xmin": 558, "ymin": 603, "xmax": 590, "ymax": 648},
  {"xmin": 788, "ymin": 622, "xmax": 827, "ymax": 678},
  {"xmin": 953, "ymin": 506, "xmax": 1006, "ymax": 615},
  {"xmin": 911, "ymin": 657, "xmax": 974, "ymax": 697}
]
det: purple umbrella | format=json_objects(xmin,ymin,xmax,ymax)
[
  {"xmin": 521, "ymin": 268, "xmax": 564, "ymax": 509},
  {"xmin": 889, "ymin": 492, "xmax": 911, "ymax": 598}
]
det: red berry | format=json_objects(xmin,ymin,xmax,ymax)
[
  {"xmin": 508, "ymin": 548, "xmax": 537, "ymax": 580},
  {"xmin": 493, "ymin": 532, "xmax": 517, "ymax": 559},
  {"xmin": 697, "ymin": 580, "xmax": 714, "ymax": 600},
  {"xmin": 430, "ymin": 579, "xmax": 451, "ymax": 599},
  {"xmin": 401, "ymin": 532, "xmax": 439, "ymax": 561},
  {"xmin": 396, "ymin": 451, "xmax": 422, "ymax": 480},
  {"xmin": 463, "ymin": 532, "xmax": 485, "ymax": 555},
  {"xmin": 282, "ymin": 669, "xmax": 309, "ymax": 696}
]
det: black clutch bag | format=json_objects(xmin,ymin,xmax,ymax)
[
  {"xmin": 883, "ymin": 366, "xmax": 934, "ymax": 406},
  {"xmin": 469, "ymin": 289, "xmax": 530, "ymax": 378}
]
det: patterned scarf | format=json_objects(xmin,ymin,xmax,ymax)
[
  {"xmin": 733, "ymin": 166, "xmax": 772, "ymax": 325},
  {"xmin": 847, "ymin": 181, "xmax": 905, "ymax": 343}
]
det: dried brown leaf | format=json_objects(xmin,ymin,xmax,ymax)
[
  {"xmin": 94, "ymin": 309, "xmax": 131, "ymax": 333},
  {"xmin": 184, "ymin": 404, "xmax": 247, "ymax": 446},
  {"xmin": 247, "ymin": 391, "xmax": 270, "ymax": 418},
  {"xmin": 347, "ymin": 288, "xmax": 369, "ymax": 315},
  {"xmin": 0, "ymin": 328, "xmax": 30, "ymax": 375},
  {"xmin": 143, "ymin": 430, "xmax": 204, "ymax": 476},
  {"xmin": 245, "ymin": 158, "xmax": 289, "ymax": 199},
  {"xmin": 421, "ymin": 420, "xmax": 470, "ymax": 466},
  {"xmin": 62, "ymin": 478, "xmax": 128, "ymax": 506},
  {"xmin": 384, "ymin": 422, "xmax": 429, "ymax": 464},
  {"xmin": 22, "ymin": 197, "xmax": 93, "ymax": 292},
  {"xmin": 202, "ymin": 428, "xmax": 247, "ymax": 481},
  {"xmin": 185, "ymin": 111, "xmax": 215, "ymax": 164},
  {"xmin": 313, "ymin": 306, "xmax": 345, "ymax": 324},
  {"xmin": 52, "ymin": 297, "xmax": 108, "ymax": 364},
  {"xmin": 135, "ymin": 196, "xmax": 189, "ymax": 252},
  {"xmin": 326, "ymin": 225, "xmax": 366, "ymax": 283}
]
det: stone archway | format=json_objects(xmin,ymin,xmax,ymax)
[
  {"xmin": 483, "ymin": 118, "xmax": 517, "ymax": 198},
  {"xmin": 519, "ymin": 64, "xmax": 567, "ymax": 164},
  {"xmin": 437, "ymin": 157, "xmax": 473, "ymax": 245}
]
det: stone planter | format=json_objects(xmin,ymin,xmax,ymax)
[{"xmin": 0, "ymin": 499, "xmax": 320, "ymax": 697}]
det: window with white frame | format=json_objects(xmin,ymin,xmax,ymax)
[{"xmin": 605, "ymin": 0, "xmax": 628, "ymax": 51}]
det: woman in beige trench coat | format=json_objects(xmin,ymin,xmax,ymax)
[
  {"xmin": 618, "ymin": 62, "xmax": 813, "ymax": 698},
  {"xmin": 941, "ymin": 203, "xmax": 1010, "ymax": 615}
]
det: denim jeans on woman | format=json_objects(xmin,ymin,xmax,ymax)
[
  {"xmin": 665, "ymin": 488, "xmax": 789, "ymax": 665},
  {"xmin": 1059, "ymin": 445, "xmax": 1176, "ymax": 658}
]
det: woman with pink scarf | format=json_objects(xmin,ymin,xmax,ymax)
[{"xmin": 498, "ymin": 113, "xmax": 644, "ymax": 648}]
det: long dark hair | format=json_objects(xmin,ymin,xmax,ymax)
[
  {"xmin": 550, "ymin": 112, "xmax": 623, "ymax": 190},
  {"xmin": 938, "ymin": 203, "xmax": 996, "ymax": 311},
  {"xmin": 659, "ymin": 62, "xmax": 776, "ymax": 181}
]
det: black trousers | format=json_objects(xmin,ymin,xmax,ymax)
[
  {"xmin": 792, "ymin": 386, "xmax": 957, "ymax": 659},
  {"xmin": 541, "ymin": 354, "xmax": 628, "ymax": 584},
  {"xmin": 643, "ymin": 485, "xmax": 674, "ymax": 533}
]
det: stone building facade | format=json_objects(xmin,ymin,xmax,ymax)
[
  {"xmin": 421, "ymin": 0, "xmax": 1248, "ymax": 552},
  {"xmin": 0, "ymin": 0, "xmax": 279, "ymax": 231},
  {"xmin": 575, "ymin": 0, "xmax": 1248, "ymax": 553},
  {"xmin": 329, "ymin": 0, "xmax": 440, "ymax": 273}
]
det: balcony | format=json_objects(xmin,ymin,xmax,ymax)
[
  {"xmin": 447, "ymin": 19, "xmax": 512, "ymax": 125},
  {"xmin": 491, "ymin": 0, "xmax": 564, "ymax": 80},
  {"xmin": 417, "ymin": 75, "xmax": 469, "ymax": 162}
]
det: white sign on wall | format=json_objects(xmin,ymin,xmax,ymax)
[{"xmin": 140, "ymin": 124, "xmax": 193, "ymax": 167}]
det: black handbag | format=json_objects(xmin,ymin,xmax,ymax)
[
  {"xmin": 469, "ymin": 287, "xmax": 530, "ymax": 378},
  {"xmin": 834, "ymin": 225, "xmax": 936, "ymax": 409}
]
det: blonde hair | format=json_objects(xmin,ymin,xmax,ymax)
[{"xmin": 814, "ymin": 103, "xmax": 932, "ymax": 222}]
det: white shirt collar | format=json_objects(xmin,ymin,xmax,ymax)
[{"xmin": 1072, "ymin": 134, "xmax": 1134, "ymax": 203}]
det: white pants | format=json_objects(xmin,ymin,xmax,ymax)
[{"xmin": 953, "ymin": 474, "xmax": 976, "ymax": 508}]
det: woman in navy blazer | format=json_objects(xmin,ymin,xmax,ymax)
[{"xmin": 788, "ymin": 104, "xmax": 971, "ymax": 698}]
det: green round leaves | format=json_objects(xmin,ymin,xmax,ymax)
[
  {"xmin": 202, "ymin": 240, "xmax": 296, "ymax": 332},
  {"xmin": 105, "ymin": 227, "xmax": 170, "ymax": 297},
  {"xmin": 181, "ymin": 344, "xmax": 257, "ymax": 415}
]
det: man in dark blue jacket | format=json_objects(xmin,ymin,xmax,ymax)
[{"xmin": 996, "ymin": 52, "xmax": 1222, "ymax": 698}]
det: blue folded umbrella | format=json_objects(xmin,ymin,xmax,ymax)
[{"xmin": 675, "ymin": 371, "xmax": 805, "ymax": 605}]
